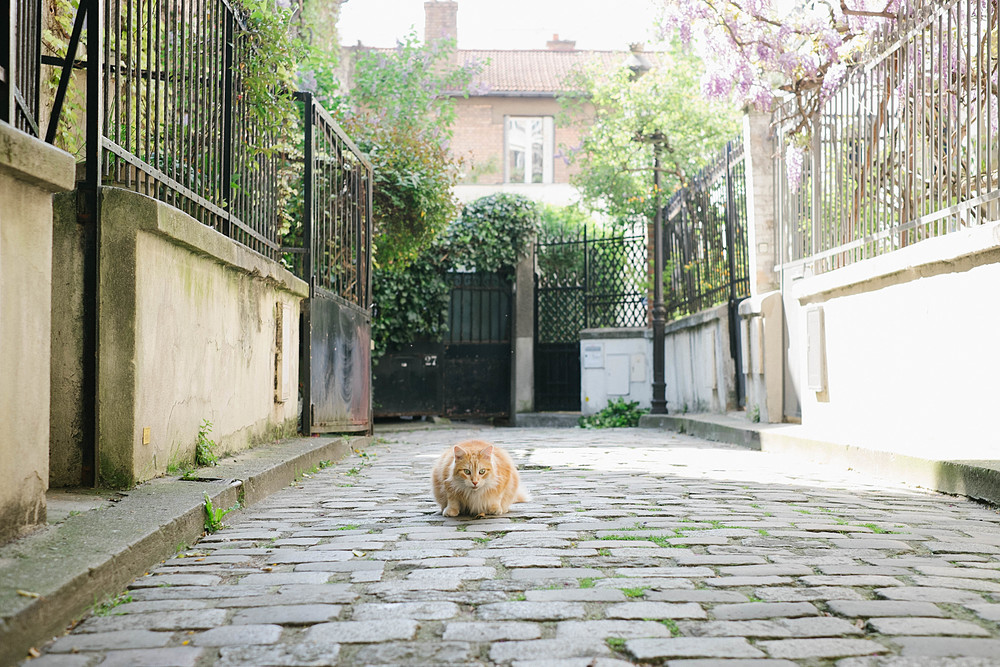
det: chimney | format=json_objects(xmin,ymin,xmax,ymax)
[
  {"xmin": 546, "ymin": 33, "xmax": 576, "ymax": 51},
  {"xmin": 424, "ymin": 1, "xmax": 458, "ymax": 44}
]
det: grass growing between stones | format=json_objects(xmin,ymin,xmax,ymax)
[
  {"xmin": 621, "ymin": 587, "xmax": 647, "ymax": 598},
  {"xmin": 92, "ymin": 592, "xmax": 132, "ymax": 617},
  {"xmin": 856, "ymin": 522, "xmax": 897, "ymax": 534},
  {"xmin": 659, "ymin": 619, "xmax": 680, "ymax": 636},
  {"xmin": 579, "ymin": 578, "xmax": 597, "ymax": 588}
]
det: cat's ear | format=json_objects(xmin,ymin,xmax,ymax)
[
  {"xmin": 453, "ymin": 445, "xmax": 467, "ymax": 458},
  {"xmin": 480, "ymin": 445, "xmax": 494, "ymax": 458}
]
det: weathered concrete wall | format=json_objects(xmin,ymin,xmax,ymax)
[
  {"xmin": 580, "ymin": 328, "xmax": 652, "ymax": 416},
  {"xmin": 0, "ymin": 124, "xmax": 75, "ymax": 542},
  {"xmin": 788, "ymin": 220, "xmax": 1000, "ymax": 461},
  {"xmin": 49, "ymin": 193, "xmax": 88, "ymax": 486},
  {"xmin": 738, "ymin": 291, "xmax": 783, "ymax": 424},
  {"xmin": 50, "ymin": 187, "xmax": 309, "ymax": 488},
  {"xmin": 662, "ymin": 303, "xmax": 740, "ymax": 414}
]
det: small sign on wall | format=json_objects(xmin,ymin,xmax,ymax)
[{"xmin": 582, "ymin": 343, "xmax": 604, "ymax": 368}]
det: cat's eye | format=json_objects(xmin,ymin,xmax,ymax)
[
  {"xmin": 463, "ymin": 469, "xmax": 471, "ymax": 474},
  {"xmin": 479, "ymin": 469, "xmax": 486, "ymax": 475}
]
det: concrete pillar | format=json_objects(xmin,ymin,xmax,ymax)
[
  {"xmin": 743, "ymin": 111, "xmax": 778, "ymax": 296},
  {"xmin": 512, "ymin": 244, "xmax": 534, "ymax": 418},
  {"xmin": 0, "ymin": 124, "xmax": 75, "ymax": 542}
]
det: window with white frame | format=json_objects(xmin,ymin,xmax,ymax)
[{"xmin": 505, "ymin": 116, "xmax": 554, "ymax": 184}]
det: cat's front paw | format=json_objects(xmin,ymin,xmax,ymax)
[{"xmin": 442, "ymin": 506, "xmax": 460, "ymax": 517}]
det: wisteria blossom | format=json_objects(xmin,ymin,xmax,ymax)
[
  {"xmin": 659, "ymin": 0, "xmax": 907, "ymax": 122},
  {"xmin": 659, "ymin": 0, "xmax": 909, "ymax": 190}
]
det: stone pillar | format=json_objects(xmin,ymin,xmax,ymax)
[
  {"xmin": 743, "ymin": 111, "xmax": 778, "ymax": 296},
  {"xmin": 512, "ymin": 244, "xmax": 535, "ymax": 419},
  {"xmin": 739, "ymin": 110, "xmax": 784, "ymax": 423}
]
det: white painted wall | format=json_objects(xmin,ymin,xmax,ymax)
[
  {"xmin": 580, "ymin": 329, "xmax": 652, "ymax": 415},
  {"xmin": 785, "ymin": 220, "xmax": 1000, "ymax": 460},
  {"xmin": 663, "ymin": 303, "xmax": 740, "ymax": 414}
]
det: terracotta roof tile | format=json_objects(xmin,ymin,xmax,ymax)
[{"xmin": 458, "ymin": 50, "xmax": 628, "ymax": 95}]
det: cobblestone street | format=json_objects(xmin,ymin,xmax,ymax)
[{"xmin": 26, "ymin": 425, "xmax": 1000, "ymax": 666}]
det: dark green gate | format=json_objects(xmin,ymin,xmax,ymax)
[{"xmin": 373, "ymin": 272, "xmax": 512, "ymax": 419}]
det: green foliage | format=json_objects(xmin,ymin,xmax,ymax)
[
  {"xmin": 238, "ymin": 0, "xmax": 303, "ymax": 148},
  {"xmin": 347, "ymin": 121, "xmax": 462, "ymax": 266},
  {"xmin": 203, "ymin": 493, "xmax": 240, "ymax": 534},
  {"xmin": 372, "ymin": 193, "xmax": 540, "ymax": 358},
  {"xmin": 320, "ymin": 32, "xmax": 483, "ymax": 267},
  {"xmin": 559, "ymin": 39, "xmax": 740, "ymax": 225},
  {"xmin": 579, "ymin": 398, "xmax": 649, "ymax": 429},
  {"xmin": 538, "ymin": 203, "xmax": 595, "ymax": 240},
  {"xmin": 195, "ymin": 420, "xmax": 219, "ymax": 467},
  {"xmin": 444, "ymin": 193, "xmax": 541, "ymax": 273},
  {"xmin": 93, "ymin": 592, "xmax": 133, "ymax": 617}
]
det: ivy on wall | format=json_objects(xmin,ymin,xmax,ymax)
[{"xmin": 372, "ymin": 193, "xmax": 541, "ymax": 359}]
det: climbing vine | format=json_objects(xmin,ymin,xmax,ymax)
[{"xmin": 372, "ymin": 193, "xmax": 541, "ymax": 359}]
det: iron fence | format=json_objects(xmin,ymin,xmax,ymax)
[
  {"xmin": 294, "ymin": 91, "xmax": 373, "ymax": 309},
  {"xmin": 57, "ymin": 0, "xmax": 289, "ymax": 258},
  {"xmin": 535, "ymin": 224, "xmax": 648, "ymax": 345},
  {"xmin": 663, "ymin": 139, "xmax": 750, "ymax": 320},
  {"xmin": 775, "ymin": 0, "xmax": 999, "ymax": 274},
  {"xmin": 3, "ymin": 0, "xmax": 41, "ymax": 135}
]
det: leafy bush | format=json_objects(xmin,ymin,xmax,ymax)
[
  {"xmin": 445, "ymin": 193, "xmax": 541, "ymax": 273},
  {"xmin": 579, "ymin": 398, "xmax": 649, "ymax": 428},
  {"xmin": 372, "ymin": 193, "xmax": 540, "ymax": 358}
]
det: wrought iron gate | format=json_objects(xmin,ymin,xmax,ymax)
[
  {"xmin": 297, "ymin": 93, "xmax": 373, "ymax": 434},
  {"xmin": 373, "ymin": 272, "xmax": 512, "ymax": 419},
  {"xmin": 442, "ymin": 272, "xmax": 512, "ymax": 418},
  {"xmin": 534, "ymin": 226, "xmax": 648, "ymax": 411}
]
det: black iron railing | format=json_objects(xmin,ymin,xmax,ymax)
[
  {"xmin": 84, "ymin": 0, "xmax": 285, "ymax": 257},
  {"xmin": 536, "ymin": 224, "xmax": 648, "ymax": 345},
  {"xmin": 663, "ymin": 139, "xmax": 750, "ymax": 320},
  {"xmin": 775, "ymin": 0, "xmax": 1000, "ymax": 274},
  {"xmin": 294, "ymin": 91, "xmax": 373, "ymax": 309},
  {"xmin": 3, "ymin": 0, "xmax": 41, "ymax": 135}
]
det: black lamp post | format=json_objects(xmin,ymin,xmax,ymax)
[
  {"xmin": 649, "ymin": 135, "xmax": 667, "ymax": 414},
  {"xmin": 633, "ymin": 129, "xmax": 668, "ymax": 414}
]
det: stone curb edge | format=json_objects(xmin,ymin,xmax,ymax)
[
  {"xmin": 0, "ymin": 434, "xmax": 366, "ymax": 666},
  {"xmin": 640, "ymin": 414, "xmax": 1000, "ymax": 507}
]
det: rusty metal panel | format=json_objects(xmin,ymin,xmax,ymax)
[{"xmin": 306, "ymin": 289, "xmax": 371, "ymax": 433}]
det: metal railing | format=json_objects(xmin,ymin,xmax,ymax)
[
  {"xmin": 535, "ymin": 224, "xmax": 649, "ymax": 343},
  {"xmin": 663, "ymin": 139, "xmax": 750, "ymax": 320},
  {"xmin": 2, "ymin": 0, "xmax": 41, "ymax": 135},
  {"xmin": 73, "ymin": 0, "xmax": 286, "ymax": 258},
  {"xmin": 295, "ymin": 91, "xmax": 373, "ymax": 309},
  {"xmin": 775, "ymin": 0, "xmax": 999, "ymax": 274}
]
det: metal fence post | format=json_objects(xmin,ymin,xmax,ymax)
[
  {"xmin": 79, "ymin": 0, "xmax": 103, "ymax": 485},
  {"xmin": 220, "ymin": 9, "xmax": 234, "ymax": 238},
  {"xmin": 299, "ymin": 91, "xmax": 314, "ymax": 435},
  {"xmin": 724, "ymin": 141, "xmax": 745, "ymax": 407}
]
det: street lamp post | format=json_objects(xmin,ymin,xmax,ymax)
[{"xmin": 649, "ymin": 136, "xmax": 667, "ymax": 414}]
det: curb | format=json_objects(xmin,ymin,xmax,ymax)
[
  {"xmin": 0, "ymin": 434, "xmax": 365, "ymax": 666},
  {"xmin": 640, "ymin": 413, "xmax": 1000, "ymax": 507}
]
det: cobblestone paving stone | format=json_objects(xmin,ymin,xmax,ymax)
[{"xmin": 24, "ymin": 426, "xmax": 1000, "ymax": 666}]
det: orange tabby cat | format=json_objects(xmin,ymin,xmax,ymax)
[{"xmin": 431, "ymin": 440, "xmax": 529, "ymax": 517}]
